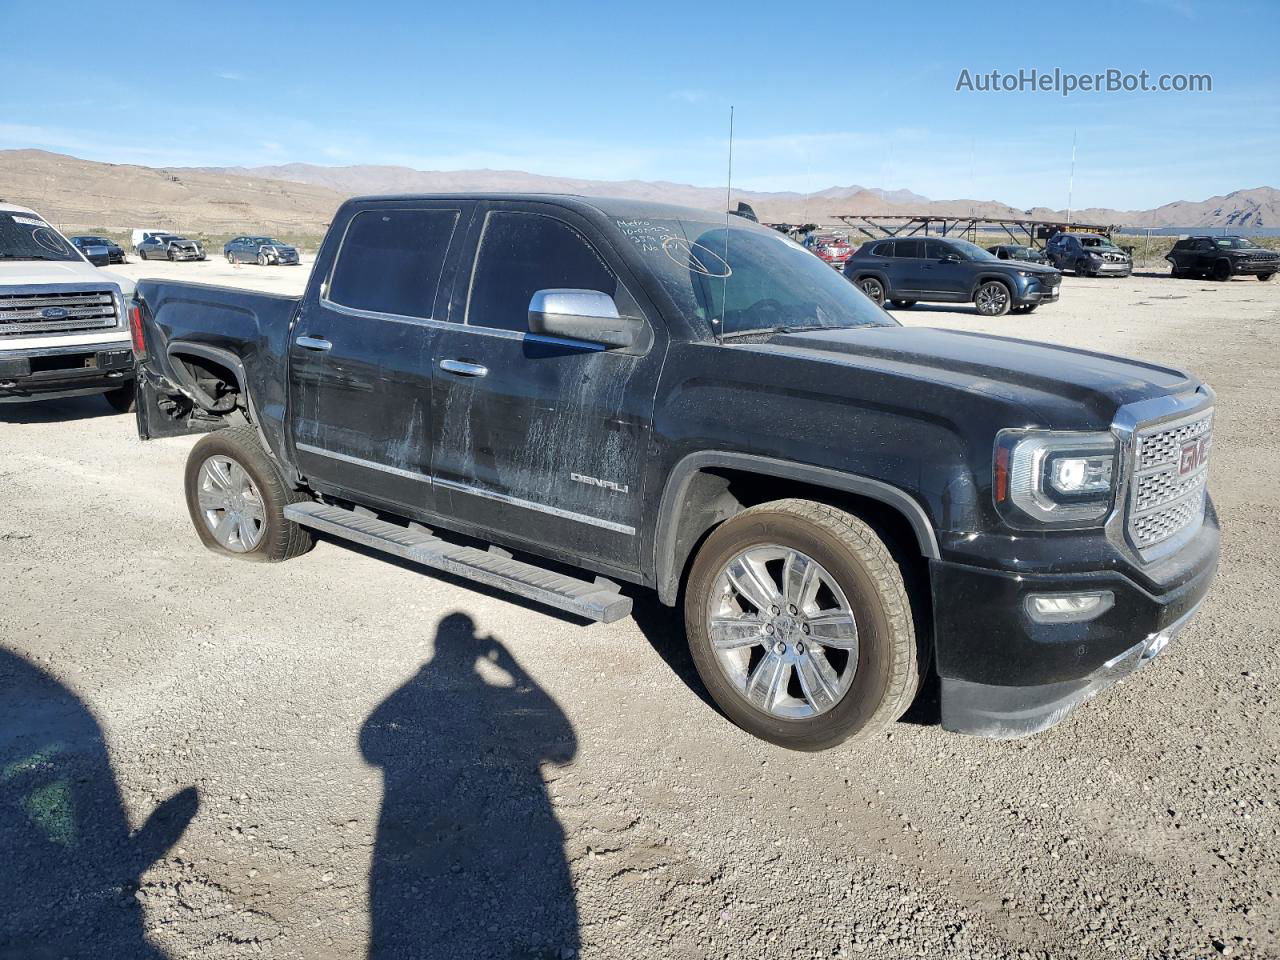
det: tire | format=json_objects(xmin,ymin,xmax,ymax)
[
  {"xmin": 1260, "ymin": 273, "xmax": 1275, "ymax": 282},
  {"xmin": 184, "ymin": 424, "xmax": 314, "ymax": 563},
  {"xmin": 103, "ymin": 382, "xmax": 136, "ymax": 413},
  {"xmin": 974, "ymin": 280, "xmax": 1012, "ymax": 317},
  {"xmin": 257, "ymin": 252, "xmax": 268, "ymax": 266},
  {"xmin": 683, "ymin": 499, "xmax": 919, "ymax": 751},
  {"xmin": 856, "ymin": 276, "xmax": 885, "ymax": 306},
  {"xmin": 1212, "ymin": 260, "xmax": 1232, "ymax": 282},
  {"xmin": 1076, "ymin": 259, "xmax": 1093, "ymax": 277},
  {"xmin": 167, "ymin": 249, "xmax": 176, "ymax": 262},
  {"xmin": 889, "ymin": 299, "xmax": 916, "ymax": 309},
  {"xmin": 1169, "ymin": 264, "xmax": 1183, "ymax": 278},
  {"xmin": 227, "ymin": 252, "xmax": 235, "ymax": 264}
]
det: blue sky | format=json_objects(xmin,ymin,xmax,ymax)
[{"xmin": 2, "ymin": 0, "xmax": 1276, "ymax": 210}]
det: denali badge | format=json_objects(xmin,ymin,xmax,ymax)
[{"xmin": 571, "ymin": 472, "xmax": 629, "ymax": 494}]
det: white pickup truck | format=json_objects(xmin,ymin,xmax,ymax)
[{"xmin": 0, "ymin": 202, "xmax": 136, "ymax": 408}]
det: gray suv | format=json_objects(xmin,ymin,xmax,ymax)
[
  {"xmin": 843, "ymin": 236, "xmax": 1062, "ymax": 316},
  {"xmin": 1045, "ymin": 232, "xmax": 1133, "ymax": 277}
]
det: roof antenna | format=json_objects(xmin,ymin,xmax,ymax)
[{"xmin": 718, "ymin": 104, "xmax": 734, "ymax": 342}]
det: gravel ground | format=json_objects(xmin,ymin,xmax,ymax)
[{"xmin": 1, "ymin": 265, "xmax": 1277, "ymax": 960}]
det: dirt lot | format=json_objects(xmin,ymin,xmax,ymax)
[{"xmin": 2, "ymin": 265, "xmax": 1278, "ymax": 960}]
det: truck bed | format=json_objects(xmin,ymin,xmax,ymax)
[{"xmin": 134, "ymin": 279, "xmax": 300, "ymax": 454}]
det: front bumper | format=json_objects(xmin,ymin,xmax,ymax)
[
  {"xmin": 932, "ymin": 507, "xmax": 1219, "ymax": 738},
  {"xmin": 1094, "ymin": 261, "xmax": 1132, "ymax": 275},
  {"xmin": 0, "ymin": 343, "xmax": 134, "ymax": 402},
  {"xmin": 1018, "ymin": 278, "xmax": 1061, "ymax": 304},
  {"xmin": 1231, "ymin": 260, "xmax": 1279, "ymax": 276}
]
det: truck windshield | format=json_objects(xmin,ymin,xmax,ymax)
[
  {"xmin": 0, "ymin": 213, "xmax": 81, "ymax": 262},
  {"xmin": 613, "ymin": 217, "xmax": 896, "ymax": 338}
]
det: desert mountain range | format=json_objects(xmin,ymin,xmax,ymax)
[{"xmin": 2, "ymin": 149, "xmax": 1275, "ymax": 235}]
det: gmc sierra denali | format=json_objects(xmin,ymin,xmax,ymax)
[
  {"xmin": 131, "ymin": 194, "xmax": 1219, "ymax": 750},
  {"xmin": 1, "ymin": 202, "xmax": 136, "ymax": 407}
]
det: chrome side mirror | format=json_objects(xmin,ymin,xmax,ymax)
[{"xmin": 527, "ymin": 289, "xmax": 642, "ymax": 349}]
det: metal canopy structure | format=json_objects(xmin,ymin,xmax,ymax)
[{"xmin": 829, "ymin": 214, "xmax": 1119, "ymax": 248}]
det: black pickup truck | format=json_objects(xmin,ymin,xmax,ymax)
[{"xmin": 130, "ymin": 194, "xmax": 1219, "ymax": 750}]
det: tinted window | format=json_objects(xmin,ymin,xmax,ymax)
[
  {"xmin": 924, "ymin": 240, "xmax": 953, "ymax": 260},
  {"xmin": 467, "ymin": 212, "xmax": 618, "ymax": 332},
  {"xmin": 329, "ymin": 208, "xmax": 460, "ymax": 319},
  {"xmin": 871, "ymin": 241, "xmax": 893, "ymax": 257},
  {"xmin": 894, "ymin": 239, "xmax": 924, "ymax": 258}
]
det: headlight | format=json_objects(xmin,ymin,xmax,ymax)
[
  {"xmin": 994, "ymin": 429, "xmax": 1117, "ymax": 526},
  {"xmin": 1016, "ymin": 270, "xmax": 1036, "ymax": 278}
]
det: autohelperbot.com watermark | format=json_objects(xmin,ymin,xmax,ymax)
[{"xmin": 955, "ymin": 68, "xmax": 1212, "ymax": 97}]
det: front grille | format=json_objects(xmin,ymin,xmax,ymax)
[
  {"xmin": 1126, "ymin": 410, "xmax": 1213, "ymax": 549},
  {"xmin": 0, "ymin": 289, "xmax": 120, "ymax": 337}
]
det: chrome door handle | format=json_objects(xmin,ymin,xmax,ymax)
[
  {"xmin": 295, "ymin": 336, "xmax": 332, "ymax": 352},
  {"xmin": 440, "ymin": 359, "xmax": 488, "ymax": 378}
]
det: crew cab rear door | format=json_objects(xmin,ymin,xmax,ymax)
[
  {"xmin": 286, "ymin": 200, "xmax": 472, "ymax": 515},
  {"xmin": 428, "ymin": 201, "xmax": 666, "ymax": 573}
]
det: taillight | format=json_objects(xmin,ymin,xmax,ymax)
[{"xmin": 129, "ymin": 303, "xmax": 146, "ymax": 358}]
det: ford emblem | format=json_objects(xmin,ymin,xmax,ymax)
[{"xmin": 41, "ymin": 306, "xmax": 70, "ymax": 320}]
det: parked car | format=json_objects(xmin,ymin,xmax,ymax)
[
  {"xmin": 70, "ymin": 235, "xmax": 127, "ymax": 265},
  {"xmin": 1166, "ymin": 236, "xmax": 1278, "ymax": 281},
  {"xmin": 805, "ymin": 233, "xmax": 854, "ymax": 270},
  {"xmin": 131, "ymin": 194, "xmax": 1217, "ymax": 750},
  {"xmin": 987, "ymin": 243, "xmax": 1048, "ymax": 264},
  {"xmin": 1045, "ymin": 232, "xmax": 1133, "ymax": 277},
  {"xmin": 69, "ymin": 237, "xmax": 110, "ymax": 266},
  {"xmin": 0, "ymin": 202, "xmax": 135, "ymax": 408},
  {"xmin": 843, "ymin": 236, "xmax": 1061, "ymax": 316},
  {"xmin": 223, "ymin": 236, "xmax": 301, "ymax": 266},
  {"xmin": 136, "ymin": 234, "xmax": 205, "ymax": 262}
]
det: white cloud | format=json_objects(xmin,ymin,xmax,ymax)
[{"xmin": 217, "ymin": 71, "xmax": 243, "ymax": 82}]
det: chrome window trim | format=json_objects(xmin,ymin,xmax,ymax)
[
  {"xmin": 434, "ymin": 477, "xmax": 636, "ymax": 536},
  {"xmin": 295, "ymin": 443, "xmax": 432, "ymax": 484},
  {"xmin": 1106, "ymin": 386, "xmax": 1215, "ymax": 564}
]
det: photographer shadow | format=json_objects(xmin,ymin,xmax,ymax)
[
  {"xmin": 0, "ymin": 647, "xmax": 197, "ymax": 959},
  {"xmin": 361, "ymin": 613, "xmax": 579, "ymax": 959}
]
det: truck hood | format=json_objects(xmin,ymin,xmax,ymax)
[
  {"xmin": 762, "ymin": 325, "xmax": 1197, "ymax": 427},
  {"xmin": 0, "ymin": 259, "xmax": 135, "ymax": 296}
]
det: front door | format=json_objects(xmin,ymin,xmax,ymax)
[
  {"xmin": 287, "ymin": 201, "xmax": 471, "ymax": 515},
  {"xmin": 921, "ymin": 240, "xmax": 971, "ymax": 298},
  {"xmin": 429, "ymin": 203, "xmax": 664, "ymax": 572}
]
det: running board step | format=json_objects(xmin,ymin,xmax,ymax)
[{"xmin": 283, "ymin": 501, "xmax": 632, "ymax": 623}]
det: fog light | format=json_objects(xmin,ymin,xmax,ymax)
[{"xmin": 1025, "ymin": 590, "xmax": 1114, "ymax": 624}]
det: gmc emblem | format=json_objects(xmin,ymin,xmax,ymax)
[{"xmin": 1179, "ymin": 437, "xmax": 1211, "ymax": 476}]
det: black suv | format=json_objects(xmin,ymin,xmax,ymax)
[
  {"xmin": 843, "ymin": 236, "xmax": 1061, "ymax": 316},
  {"xmin": 1167, "ymin": 236, "xmax": 1277, "ymax": 282}
]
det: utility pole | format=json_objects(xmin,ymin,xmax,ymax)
[{"xmin": 1067, "ymin": 131, "xmax": 1077, "ymax": 225}]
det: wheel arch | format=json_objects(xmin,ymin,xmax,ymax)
[{"xmin": 653, "ymin": 452, "xmax": 940, "ymax": 606}]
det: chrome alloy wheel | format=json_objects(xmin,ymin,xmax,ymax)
[
  {"xmin": 195, "ymin": 455, "xmax": 266, "ymax": 552},
  {"xmin": 707, "ymin": 545, "xmax": 859, "ymax": 719},
  {"xmin": 975, "ymin": 282, "xmax": 1010, "ymax": 315}
]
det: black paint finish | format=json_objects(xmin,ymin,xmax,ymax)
[{"xmin": 131, "ymin": 193, "xmax": 1219, "ymax": 718}]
